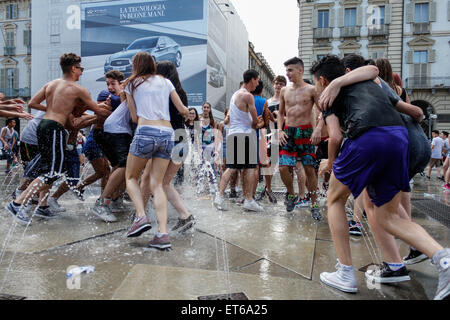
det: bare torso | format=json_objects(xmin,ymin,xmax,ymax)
[
  {"xmin": 43, "ymin": 79, "xmax": 87, "ymax": 126},
  {"xmin": 283, "ymin": 83, "xmax": 317, "ymax": 127}
]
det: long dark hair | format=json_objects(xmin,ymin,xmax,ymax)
[
  {"xmin": 186, "ymin": 107, "xmax": 199, "ymax": 126},
  {"xmin": 122, "ymin": 51, "xmax": 156, "ymax": 94},
  {"xmin": 375, "ymin": 58, "xmax": 399, "ymax": 93},
  {"xmin": 201, "ymin": 102, "xmax": 216, "ymax": 128},
  {"xmin": 156, "ymin": 60, "xmax": 187, "ymax": 105}
]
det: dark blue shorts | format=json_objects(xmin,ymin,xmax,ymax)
[
  {"xmin": 333, "ymin": 126, "xmax": 410, "ymax": 207},
  {"xmin": 83, "ymin": 131, "xmax": 104, "ymax": 161},
  {"xmin": 64, "ymin": 148, "xmax": 80, "ymax": 187}
]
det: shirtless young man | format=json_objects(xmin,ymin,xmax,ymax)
[
  {"xmin": 6, "ymin": 53, "xmax": 111, "ymax": 224},
  {"xmin": 278, "ymin": 57, "xmax": 322, "ymax": 220}
]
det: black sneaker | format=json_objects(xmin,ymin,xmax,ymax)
[
  {"xmin": 229, "ymin": 189, "xmax": 238, "ymax": 199},
  {"xmin": 365, "ymin": 262, "xmax": 410, "ymax": 283},
  {"xmin": 286, "ymin": 194, "xmax": 298, "ymax": 212},
  {"xmin": 349, "ymin": 220, "xmax": 362, "ymax": 236},
  {"xmin": 266, "ymin": 190, "xmax": 277, "ymax": 204},
  {"xmin": 171, "ymin": 215, "xmax": 196, "ymax": 233},
  {"xmin": 403, "ymin": 248, "xmax": 429, "ymax": 265},
  {"xmin": 34, "ymin": 207, "xmax": 59, "ymax": 219},
  {"xmin": 256, "ymin": 187, "xmax": 266, "ymax": 201},
  {"xmin": 73, "ymin": 188, "xmax": 85, "ymax": 201}
]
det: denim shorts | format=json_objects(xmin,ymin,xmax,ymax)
[{"xmin": 129, "ymin": 126, "xmax": 174, "ymax": 160}]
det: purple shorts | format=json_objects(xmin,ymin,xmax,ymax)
[{"xmin": 333, "ymin": 126, "xmax": 410, "ymax": 207}]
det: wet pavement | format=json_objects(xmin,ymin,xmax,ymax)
[{"xmin": 0, "ymin": 163, "xmax": 448, "ymax": 300}]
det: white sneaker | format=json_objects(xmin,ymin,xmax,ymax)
[
  {"xmin": 320, "ymin": 260, "xmax": 358, "ymax": 293},
  {"xmin": 213, "ymin": 195, "xmax": 228, "ymax": 211},
  {"xmin": 109, "ymin": 198, "xmax": 124, "ymax": 213},
  {"xmin": 47, "ymin": 197, "xmax": 66, "ymax": 213},
  {"xmin": 92, "ymin": 200, "xmax": 118, "ymax": 223},
  {"xmin": 243, "ymin": 199, "xmax": 264, "ymax": 212}
]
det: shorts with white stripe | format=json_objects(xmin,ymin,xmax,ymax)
[{"xmin": 35, "ymin": 119, "xmax": 67, "ymax": 185}]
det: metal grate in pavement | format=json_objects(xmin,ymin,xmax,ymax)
[
  {"xmin": 411, "ymin": 199, "xmax": 450, "ymax": 228},
  {"xmin": 198, "ymin": 292, "xmax": 249, "ymax": 300}
]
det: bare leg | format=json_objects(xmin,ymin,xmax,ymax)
[
  {"xmin": 295, "ymin": 163, "xmax": 307, "ymax": 199},
  {"xmin": 280, "ymin": 166, "xmax": 295, "ymax": 196},
  {"xmin": 327, "ymin": 173, "xmax": 353, "ymax": 266},
  {"xmin": 219, "ymin": 168, "xmax": 238, "ymax": 197},
  {"xmin": 163, "ymin": 162, "xmax": 191, "ymax": 220},
  {"xmin": 101, "ymin": 167, "xmax": 126, "ymax": 200},
  {"xmin": 304, "ymin": 165, "xmax": 318, "ymax": 205},
  {"xmin": 149, "ymin": 157, "xmax": 171, "ymax": 234},
  {"xmin": 125, "ymin": 155, "xmax": 150, "ymax": 219},
  {"xmin": 77, "ymin": 158, "xmax": 110, "ymax": 192}
]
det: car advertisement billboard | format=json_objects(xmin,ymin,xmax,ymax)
[{"xmin": 81, "ymin": 0, "xmax": 208, "ymax": 107}]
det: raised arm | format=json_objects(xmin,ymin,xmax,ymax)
[{"xmin": 318, "ymin": 65, "xmax": 379, "ymax": 110}]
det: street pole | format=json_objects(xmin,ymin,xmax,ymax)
[{"xmin": 427, "ymin": 106, "xmax": 433, "ymax": 140}]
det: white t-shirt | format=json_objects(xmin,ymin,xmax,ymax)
[
  {"xmin": 124, "ymin": 75, "xmax": 175, "ymax": 122},
  {"xmin": 104, "ymin": 101, "xmax": 132, "ymax": 136},
  {"xmin": 20, "ymin": 111, "xmax": 45, "ymax": 146},
  {"xmin": 444, "ymin": 138, "xmax": 450, "ymax": 157},
  {"xmin": 431, "ymin": 136, "xmax": 445, "ymax": 159}
]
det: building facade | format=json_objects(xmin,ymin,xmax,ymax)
[
  {"xmin": 249, "ymin": 41, "xmax": 275, "ymax": 98},
  {"xmin": 298, "ymin": 0, "xmax": 450, "ymax": 130},
  {"xmin": 0, "ymin": 0, "xmax": 31, "ymax": 100}
]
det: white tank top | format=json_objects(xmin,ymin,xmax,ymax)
[
  {"xmin": 0, "ymin": 126, "xmax": 14, "ymax": 149},
  {"xmin": 229, "ymin": 89, "xmax": 253, "ymax": 135}
]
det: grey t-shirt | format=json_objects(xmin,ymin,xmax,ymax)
[
  {"xmin": 103, "ymin": 101, "xmax": 132, "ymax": 135},
  {"xmin": 20, "ymin": 111, "xmax": 45, "ymax": 146}
]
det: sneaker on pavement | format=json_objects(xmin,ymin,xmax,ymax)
[
  {"xmin": 214, "ymin": 195, "xmax": 228, "ymax": 211},
  {"xmin": 286, "ymin": 194, "xmax": 298, "ymax": 212},
  {"xmin": 149, "ymin": 234, "xmax": 171, "ymax": 250},
  {"xmin": 92, "ymin": 199, "xmax": 118, "ymax": 223},
  {"xmin": 109, "ymin": 198, "xmax": 124, "ymax": 213},
  {"xmin": 229, "ymin": 189, "xmax": 238, "ymax": 199},
  {"xmin": 48, "ymin": 197, "xmax": 66, "ymax": 213},
  {"xmin": 311, "ymin": 204, "xmax": 322, "ymax": 221},
  {"xmin": 320, "ymin": 260, "xmax": 358, "ymax": 293},
  {"xmin": 34, "ymin": 206, "xmax": 59, "ymax": 219},
  {"xmin": 5, "ymin": 202, "xmax": 31, "ymax": 225},
  {"xmin": 127, "ymin": 215, "xmax": 152, "ymax": 238},
  {"xmin": 243, "ymin": 199, "xmax": 264, "ymax": 212},
  {"xmin": 73, "ymin": 188, "xmax": 85, "ymax": 201},
  {"xmin": 365, "ymin": 262, "xmax": 410, "ymax": 283},
  {"xmin": 403, "ymin": 248, "xmax": 429, "ymax": 265},
  {"xmin": 255, "ymin": 187, "xmax": 266, "ymax": 202},
  {"xmin": 431, "ymin": 248, "xmax": 450, "ymax": 300},
  {"xmin": 266, "ymin": 190, "xmax": 277, "ymax": 204},
  {"xmin": 295, "ymin": 198, "xmax": 310, "ymax": 208},
  {"xmin": 349, "ymin": 220, "xmax": 362, "ymax": 236},
  {"xmin": 171, "ymin": 215, "xmax": 196, "ymax": 233}
]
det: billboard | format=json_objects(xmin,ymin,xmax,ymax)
[{"xmin": 81, "ymin": 0, "xmax": 208, "ymax": 107}]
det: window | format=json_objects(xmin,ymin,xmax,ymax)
[
  {"xmin": 345, "ymin": 8, "xmax": 357, "ymax": 27},
  {"xmin": 413, "ymin": 50, "xmax": 428, "ymax": 64},
  {"xmin": 318, "ymin": 10, "xmax": 329, "ymax": 28},
  {"xmin": 6, "ymin": 4, "xmax": 18, "ymax": 20},
  {"xmin": 415, "ymin": 3, "xmax": 429, "ymax": 23},
  {"xmin": 372, "ymin": 6, "xmax": 385, "ymax": 25}
]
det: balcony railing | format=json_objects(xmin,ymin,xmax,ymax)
[
  {"xmin": 413, "ymin": 22, "xmax": 430, "ymax": 35},
  {"xmin": 4, "ymin": 46, "xmax": 15, "ymax": 56},
  {"xmin": 313, "ymin": 28, "xmax": 332, "ymax": 39},
  {"xmin": 405, "ymin": 77, "xmax": 450, "ymax": 89},
  {"xmin": 368, "ymin": 24, "xmax": 388, "ymax": 36},
  {"xmin": 340, "ymin": 26, "xmax": 361, "ymax": 38}
]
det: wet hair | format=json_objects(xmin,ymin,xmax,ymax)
[
  {"xmin": 284, "ymin": 57, "xmax": 304, "ymax": 70},
  {"xmin": 365, "ymin": 59, "xmax": 376, "ymax": 66},
  {"xmin": 105, "ymin": 70, "xmax": 125, "ymax": 82},
  {"xmin": 123, "ymin": 51, "xmax": 156, "ymax": 94},
  {"xmin": 251, "ymin": 80, "xmax": 264, "ymax": 95},
  {"xmin": 375, "ymin": 58, "xmax": 397, "ymax": 92},
  {"xmin": 60, "ymin": 53, "xmax": 81, "ymax": 74},
  {"xmin": 273, "ymin": 75, "xmax": 287, "ymax": 85},
  {"xmin": 6, "ymin": 118, "xmax": 15, "ymax": 126},
  {"xmin": 243, "ymin": 69, "xmax": 259, "ymax": 84},
  {"xmin": 202, "ymin": 102, "xmax": 217, "ymax": 128},
  {"xmin": 156, "ymin": 61, "xmax": 187, "ymax": 106},
  {"xmin": 341, "ymin": 54, "xmax": 366, "ymax": 71},
  {"xmin": 239, "ymin": 81, "xmax": 244, "ymax": 88},
  {"xmin": 432, "ymin": 130, "xmax": 440, "ymax": 135},
  {"xmin": 310, "ymin": 55, "xmax": 345, "ymax": 83},
  {"xmin": 303, "ymin": 79, "xmax": 312, "ymax": 85}
]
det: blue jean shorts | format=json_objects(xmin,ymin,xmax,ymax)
[{"xmin": 129, "ymin": 126, "xmax": 174, "ymax": 160}]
